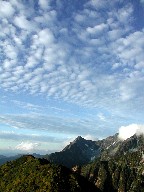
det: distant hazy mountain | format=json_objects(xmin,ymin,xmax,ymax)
[
  {"xmin": 0, "ymin": 154, "xmax": 22, "ymax": 166},
  {"xmin": 0, "ymin": 155, "xmax": 6, "ymax": 159},
  {"xmin": 0, "ymin": 153, "xmax": 43, "ymax": 166},
  {"xmin": 0, "ymin": 155, "xmax": 98, "ymax": 192}
]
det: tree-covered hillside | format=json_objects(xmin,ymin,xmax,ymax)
[
  {"xmin": 81, "ymin": 150, "xmax": 144, "ymax": 192},
  {"xmin": 0, "ymin": 155, "xmax": 98, "ymax": 192}
]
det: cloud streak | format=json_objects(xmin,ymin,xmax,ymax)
[
  {"xmin": 0, "ymin": 113, "xmax": 102, "ymax": 136},
  {"xmin": 0, "ymin": 130, "xmax": 64, "ymax": 143}
]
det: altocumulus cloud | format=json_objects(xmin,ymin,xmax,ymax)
[
  {"xmin": 0, "ymin": 0, "xmax": 144, "ymax": 110},
  {"xmin": 0, "ymin": 0, "xmax": 144, "ymax": 152}
]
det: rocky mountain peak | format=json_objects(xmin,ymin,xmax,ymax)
[{"xmin": 72, "ymin": 136, "xmax": 85, "ymax": 143}]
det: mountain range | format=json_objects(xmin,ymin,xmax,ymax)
[
  {"xmin": 44, "ymin": 133, "xmax": 144, "ymax": 168},
  {"xmin": 0, "ymin": 133, "xmax": 143, "ymax": 191},
  {"xmin": 0, "ymin": 133, "xmax": 143, "ymax": 168}
]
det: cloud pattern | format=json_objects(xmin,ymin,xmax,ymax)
[
  {"xmin": 0, "ymin": 0, "xmax": 143, "ymax": 109},
  {"xmin": 0, "ymin": 0, "xmax": 144, "ymax": 153}
]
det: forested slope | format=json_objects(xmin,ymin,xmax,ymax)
[{"xmin": 0, "ymin": 155, "xmax": 98, "ymax": 192}]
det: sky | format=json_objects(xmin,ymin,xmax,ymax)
[{"xmin": 0, "ymin": 0, "xmax": 144, "ymax": 155}]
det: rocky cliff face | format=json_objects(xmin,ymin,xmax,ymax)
[
  {"xmin": 45, "ymin": 134, "xmax": 144, "ymax": 168},
  {"xmin": 100, "ymin": 134, "xmax": 144, "ymax": 160},
  {"xmin": 81, "ymin": 149, "xmax": 144, "ymax": 192},
  {"xmin": 45, "ymin": 136, "xmax": 101, "ymax": 168}
]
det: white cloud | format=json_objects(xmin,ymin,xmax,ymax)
[
  {"xmin": 135, "ymin": 61, "xmax": 144, "ymax": 70},
  {"xmin": 140, "ymin": 0, "xmax": 144, "ymax": 4},
  {"xmin": 87, "ymin": 23, "xmax": 107, "ymax": 35},
  {"xmin": 3, "ymin": 44, "xmax": 18, "ymax": 60},
  {"xmin": 0, "ymin": 1, "xmax": 15, "ymax": 18},
  {"xmin": 0, "ymin": 130, "xmax": 65, "ymax": 143},
  {"xmin": 12, "ymin": 100, "xmax": 44, "ymax": 112},
  {"xmin": 108, "ymin": 29, "xmax": 124, "ymax": 41},
  {"xmin": 113, "ymin": 30, "xmax": 144, "ymax": 64},
  {"xmin": 118, "ymin": 124, "xmax": 144, "ymax": 140},
  {"xmin": 116, "ymin": 5, "xmax": 133, "ymax": 24},
  {"xmin": 38, "ymin": 0, "xmax": 51, "ymax": 10},
  {"xmin": 86, "ymin": 0, "xmax": 106, "ymax": 9},
  {"xmin": 0, "ymin": 113, "xmax": 103, "ymax": 136},
  {"xmin": 83, "ymin": 134, "xmax": 98, "ymax": 141},
  {"xmin": 62, "ymin": 137, "xmax": 76, "ymax": 148},
  {"xmin": 38, "ymin": 28, "xmax": 55, "ymax": 45},
  {"xmin": 14, "ymin": 15, "xmax": 36, "ymax": 31},
  {"xmin": 97, "ymin": 113, "xmax": 106, "ymax": 121},
  {"xmin": 15, "ymin": 141, "xmax": 40, "ymax": 151},
  {"xmin": 119, "ymin": 84, "xmax": 135, "ymax": 101}
]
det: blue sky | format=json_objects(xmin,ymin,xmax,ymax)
[{"xmin": 0, "ymin": 0, "xmax": 144, "ymax": 155}]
